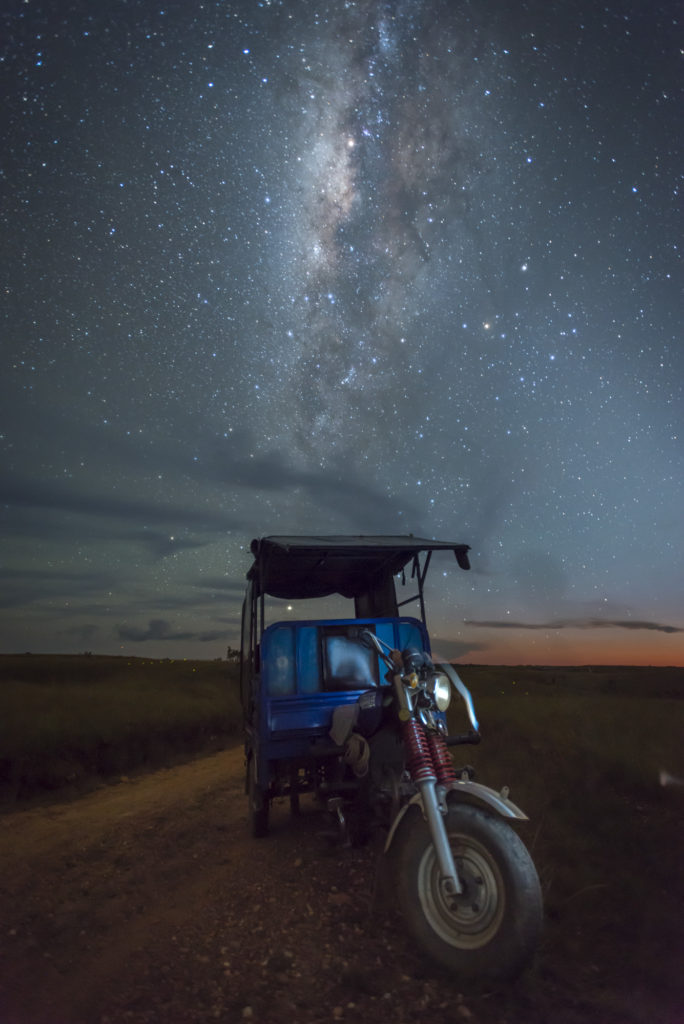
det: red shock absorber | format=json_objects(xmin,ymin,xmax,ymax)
[
  {"xmin": 402, "ymin": 720, "xmax": 436, "ymax": 783},
  {"xmin": 428, "ymin": 732, "xmax": 457, "ymax": 786}
]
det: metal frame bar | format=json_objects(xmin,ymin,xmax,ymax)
[{"xmin": 395, "ymin": 552, "xmax": 431, "ymax": 627}]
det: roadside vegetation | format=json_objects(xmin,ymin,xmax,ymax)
[
  {"xmin": 2, "ymin": 656, "xmax": 681, "ymax": 810},
  {"xmin": 451, "ymin": 663, "xmax": 684, "ymax": 800},
  {"xmin": 1, "ymin": 655, "xmax": 682, "ymax": 1013},
  {"xmin": 1, "ymin": 656, "xmax": 681, "ymax": 1019},
  {"xmin": 0, "ymin": 654, "xmax": 241, "ymax": 802},
  {"xmin": 451, "ymin": 663, "xmax": 684, "ymax": 1016}
]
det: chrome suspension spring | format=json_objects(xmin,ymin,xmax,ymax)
[
  {"xmin": 402, "ymin": 719, "xmax": 436, "ymax": 783},
  {"xmin": 428, "ymin": 732, "xmax": 457, "ymax": 786}
]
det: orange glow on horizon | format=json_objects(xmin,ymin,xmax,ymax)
[{"xmin": 457, "ymin": 627, "xmax": 684, "ymax": 666}]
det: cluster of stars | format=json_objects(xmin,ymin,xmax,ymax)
[{"xmin": 0, "ymin": 0, "xmax": 681, "ymax": 661}]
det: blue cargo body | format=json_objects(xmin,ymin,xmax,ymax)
[
  {"xmin": 240, "ymin": 536, "xmax": 471, "ymax": 829},
  {"xmin": 253, "ymin": 616, "xmax": 429, "ymax": 775}
]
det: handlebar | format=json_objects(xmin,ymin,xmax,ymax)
[{"xmin": 359, "ymin": 634, "xmax": 480, "ymax": 733}]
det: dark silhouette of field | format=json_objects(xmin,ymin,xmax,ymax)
[{"xmin": 0, "ymin": 656, "xmax": 682, "ymax": 1022}]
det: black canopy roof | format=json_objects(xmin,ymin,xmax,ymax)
[{"xmin": 247, "ymin": 535, "xmax": 471, "ymax": 601}]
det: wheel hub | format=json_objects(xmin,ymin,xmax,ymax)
[{"xmin": 419, "ymin": 835, "xmax": 505, "ymax": 949}]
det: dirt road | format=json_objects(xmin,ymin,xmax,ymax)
[{"xmin": 0, "ymin": 748, "xmax": 680, "ymax": 1024}]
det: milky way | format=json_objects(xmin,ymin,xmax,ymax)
[{"xmin": 1, "ymin": 0, "xmax": 682, "ymax": 663}]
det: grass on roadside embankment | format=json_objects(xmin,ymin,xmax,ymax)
[
  {"xmin": 0, "ymin": 655, "xmax": 241, "ymax": 801},
  {"xmin": 3, "ymin": 655, "xmax": 681, "ymax": 1013},
  {"xmin": 451, "ymin": 664, "xmax": 684, "ymax": 806},
  {"xmin": 449, "ymin": 664, "xmax": 684, "ymax": 1009}
]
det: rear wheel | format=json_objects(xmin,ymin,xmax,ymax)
[
  {"xmin": 395, "ymin": 803, "xmax": 542, "ymax": 982},
  {"xmin": 248, "ymin": 756, "xmax": 269, "ymax": 838}
]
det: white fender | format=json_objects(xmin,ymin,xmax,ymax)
[{"xmin": 384, "ymin": 780, "xmax": 529, "ymax": 853}]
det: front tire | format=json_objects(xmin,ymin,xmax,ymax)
[{"xmin": 395, "ymin": 802, "xmax": 542, "ymax": 982}]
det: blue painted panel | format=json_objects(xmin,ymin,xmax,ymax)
[
  {"xmin": 375, "ymin": 620, "xmax": 395, "ymax": 650},
  {"xmin": 297, "ymin": 626, "xmax": 320, "ymax": 693},
  {"xmin": 265, "ymin": 625, "xmax": 295, "ymax": 695},
  {"xmin": 261, "ymin": 615, "xmax": 429, "ymax": 702},
  {"xmin": 257, "ymin": 616, "xmax": 432, "ymax": 785},
  {"xmin": 267, "ymin": 691, "xmax": 360, "ymax": 734},
  {"xmin": 397, "ymin": 619, "xmax": 428, "ymax": 652}
]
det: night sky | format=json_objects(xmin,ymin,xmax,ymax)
[{"xmin": 2, "ymin": 0, "xmax": 682, "ymax": 665}]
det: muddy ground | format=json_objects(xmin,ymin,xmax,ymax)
[{"xmin": 0, "ymin": 746, "xmax": 681, "ymax": 1024}]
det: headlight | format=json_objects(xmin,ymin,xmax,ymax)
[{"xmin": 429, "ymin": 672, "xmax": 451, "ymax": 712}]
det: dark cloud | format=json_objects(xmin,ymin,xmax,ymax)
[
  {"xmin": 201, "ymin": 441, "xmax": 425, "ymax": 531},
  {"xmin": 116, "ymin": 619, "xmax": 225, "ymax": 643},
  {"xmin": 1, "ymin": 504, "xmax": 213, "ymax": 562},
  {"xmin": 429, "ymin": 637, "xmax": 489, "ymax": 662},
  {"xmin": 0, "ymin": 566, "xmax": 237, "ymax": 643},
  {"xmin": 2, "ymin": 437, "xmax": 419, "ymax": 548},
  {"xmin": 59, "ymin": 623, "xmax": 100, "ymax": 645},
  {"xmin": 0, "ymin": 0, "xmax": 680, "ymax": 663},
  {"xmin": 0, "ymin": 566, "xmax": 117, "ymax": 610},
  {"xmin": 194, "ymin": 577, "xmax": 249, "ymax": 596},
  {"xmin": 1, "ymin": 471, "xmax": 242, "ymax": 535},
  {"xmin": 128, "ymin": 531, "xmax": 209, "ymax": 559},
  {"xmin": 466, "ymin": 618, "xmax": 683, "ymax": 634}
]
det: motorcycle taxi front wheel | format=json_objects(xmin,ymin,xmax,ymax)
[{"xmin": 394, "ymin": 801, "xmax": 543, "ymax": 982}]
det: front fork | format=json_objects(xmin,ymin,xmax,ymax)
[
  {"xmin": 403, "ymin": 719, "xmax": 462, "ymax": 897},
  {"xmin": 416, "ymin": 779, "xmax": 462, "ymax": 896}
]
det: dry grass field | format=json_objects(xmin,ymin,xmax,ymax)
[
  {"xmin": 1, "ymin": 655, "xmax": 681, "ymax": 806},
  {"xmin": 451, "ymin": 663, "xmax": 684, "ymax": 1019},
  {"xmin": 0, "ymin": 656, "xmax": 682, "ymax": 1021},
  {"xmin": 0, "ymin": 654, "xmax": 241, "ymax": 801}
]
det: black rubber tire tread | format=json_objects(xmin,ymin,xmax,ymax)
[{"xmin": 394, "ymin": 802, "xmax": 542, "ymax": 982}]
